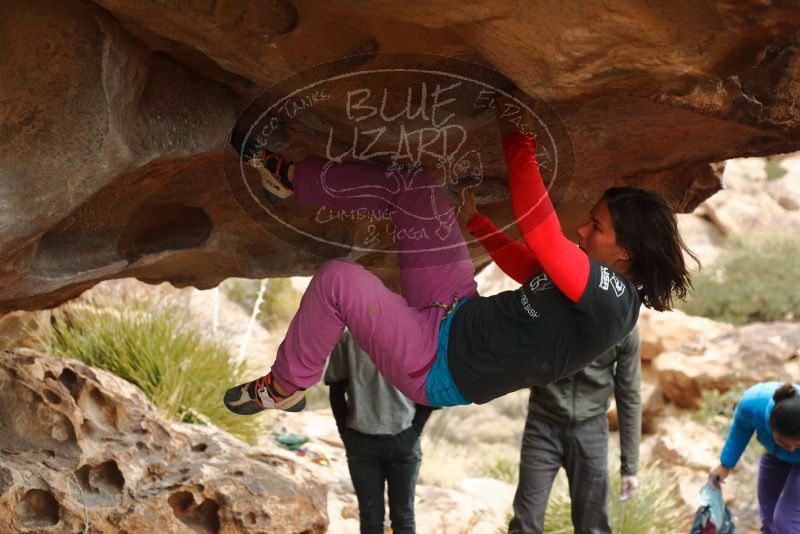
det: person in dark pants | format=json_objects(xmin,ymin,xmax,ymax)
[
  {"xmin": 325, "ymin": 330, "xmax": 434, "ymax": 534},
  {"xmin": 508, "ymin": 326, "xmax": 641, "ymax": 534}
]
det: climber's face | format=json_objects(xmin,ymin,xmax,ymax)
[
  {"xmin": 773, "ymin": 432, "xmax": 800, "ymax": 452},
  {"xmin": 575, "ymin": 199, "xmax": 631, "ymax": 275}
]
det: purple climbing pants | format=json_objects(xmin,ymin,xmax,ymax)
[
  {"xmin": 758, "ymin": 453, "xmax": 800, "ymax": 533},
  {"xmin": 269, "ymin": 157, "xmax": 478, "ymax": 404}
]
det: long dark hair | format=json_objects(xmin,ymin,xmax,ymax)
[
  {"xmin": 770, "ymin": 383, "xmax": 800, "ymax": 438},
  {"xmin": 603, "ymin": 186, "xmax": 699, "ymax": 311}
]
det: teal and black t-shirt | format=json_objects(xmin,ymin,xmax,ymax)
[{"xmin": 447, "ymin": 260, "xmax": 640, "ymax": 404}]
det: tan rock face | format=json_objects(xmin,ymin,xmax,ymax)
[
  {"xmin": 701, "ymin": 156, "xmax": 800, "ymax": 237},
  {"xmin": 653, "ymin": 321, "xmax": 800, "ymax": 409},
  {"xmin": 767, "ymin": 173, "xmax": 800, "ymax": 211},
  {"xmin": 650, "ymin": 417, "xmax": 739, "ymax": 508},
  {"xmin": 607, "ymin": 379, "xmax": 665, "ymax": 434},
  {"xmin": 676, "ymin": 213, "xmax": 725, "ymax": 267},
  {"xmin": 0, "ymin": 311, "xmax": 50, "ymax": 351},
  {"xmin": 652, "ymin": 418, "xmax": 720, "ymax": 473},
  {"xmin": 765, "ymin": 153, "xmax": 800, "ymax": 210},
  {"xmin": 3, "ymin": 0, "xmax": 800, "ymax": 312},
  {"xmin": 0, "ymin": 349, "xmax": 327, "ymax": 533},
  {"xmin": 637, "ymin": 308, "xmax": 734, "ymax": 362}
]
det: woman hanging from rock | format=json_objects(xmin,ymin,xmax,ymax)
[
  {"xmin": 224, "ymin": 93, "xmax": 696, "ymax": 413},
  {"xmin": 709, "ymin": 382, "xmax": 800, "ymax": 532}
]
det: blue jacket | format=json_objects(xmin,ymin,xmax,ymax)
[{"xmin": 720, "ymin": 382, "xmax": 800, "ymax": 468}]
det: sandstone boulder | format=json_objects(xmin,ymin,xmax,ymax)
[
  {"xmin": 653, "ymin": 322, "xmax": 800, "ymax": 409},
  {"xmin": 651, "ymin": 417, "xmax": 738, "ymax": 507},
  {"xmin": 654, "ymin": 350, "xmax": 734, "ymax": 410},
  {"xmin": 702, "ymin": 187, "xmax": 795, "ymax": 237},
  {"xmin": 766, "ymin": 153, "xmax": 800, "ymax": 211},
  {"xmin": 702, "ymin": 156, "xmax": 800, "ymax": 237},
  {"xmin": 676, "ymin": 213, "xmax": 725, "ymax": 268},
  {"xmin": 5, "ymin": 0, "xmax": 800, "ymax": 312},
  {"xmin": 0, "ymin": 310, "xmax": 50, "ymax": 351},
  {"xmin": 640, "ymin": 380, "xmax": 667, "ymax": 435},
  {"xmin": 652, "ymin": 418, "xmax": 720, "ymax": 472},
  {"xmin": 737, "ymin": 321, "xmax": 800, "ymax": 368},
  {"xmin": 607, "ymin": 379, "xmax": 665, "ymax": 435},
  {"xmin": 0, "ymin": 349, "xmax": 327, "ymax": 533},
  {"xmin": 637, "ymin": 308, "xmax": 733, "ymax": 362},
  {"xmin": 767, "ymin": 174, "xmax": 800, "ymax": 211}
]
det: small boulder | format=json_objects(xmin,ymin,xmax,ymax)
[
  {"xmin": 0, "ymin": 349, "xmax": 328, "ymax": 533},
  {"xmin": 637, "ymin": 308, "xmax": 733, "ymax": 362}
]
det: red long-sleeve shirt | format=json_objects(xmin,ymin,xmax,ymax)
[{"xmin": 467, "ymin": 133, "xmax": 590, "ymax": 303}]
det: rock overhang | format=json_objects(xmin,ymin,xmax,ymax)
[{"xmin": 2, "ymin": 0, "xmax": 800, "ymax": 312}]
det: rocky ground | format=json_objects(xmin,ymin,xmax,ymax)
[{"xmin": 265, "ymin": 302, "xmax": 800, "ymax": 533}]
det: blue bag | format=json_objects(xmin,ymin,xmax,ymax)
[{"xmin": 690, "ymin": 483, "xmax": 735, "ymax": 534}]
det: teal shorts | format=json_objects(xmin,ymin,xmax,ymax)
[{"xmin": 425, "ymin": 298, "xmax": 472, "ymax": 407}]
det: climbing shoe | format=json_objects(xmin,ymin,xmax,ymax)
[
  {"xmin": 224, "ymin": 373, "xmax": 306, "ymax": 415},
  {"xmin": 230, "ymin": 129, "xmax": 294, "ymax": 203},
  {"xmin": 249, "ymin": 150, "xmax": 294, "ymax": 203}
]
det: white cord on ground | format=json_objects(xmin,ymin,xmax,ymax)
[
  {"xmin": 212, "ymin": 286, "xmax": 220, "ymax": 335},
  {"xmin": 238, "ymin": 279, "xmax": 267, "ymax": 362}
]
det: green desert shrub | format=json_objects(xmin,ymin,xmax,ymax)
[
  {"xmin": 41, "ymin": 298, "xmax": 262, "ymax": 443},
  {"xmin": 606, "ymin": 462, "xmax": 685, "ymax": 533},
  {"xmin": 682, "ymin": 383, "xmax": 747, "ymax": 431},
  {"xmin": 540, "ymin": 462, "xmax": 685, "ymax": 533},
  {"xmin": 765, "ymin": 158, "xmax": 788, "ymax": 181},
  {"xmin": 303, "ymin": 382, "xmax": 332, "ymax": 410},
  {"xmin": 679, "ymin": 233, "xmax": 800, "ymax": 324},
  {"xmin": 537, "ymin": 472, "xmax": 572, "ymax": 533},
  {"xmin": 420, "ymin": 399, "xmax": 525, "ymax": 487},
  {"xmin": 223, "ymin": 277, "xmax": 302, "ymax": 331},
  {"xmin": 485, "ymin": 457, "xmax": 519, "ymax": 485}
]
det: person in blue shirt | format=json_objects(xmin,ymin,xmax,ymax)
[{"xmin": 709, "ymin": 382, "xmax": 800, "ymax": 533}]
